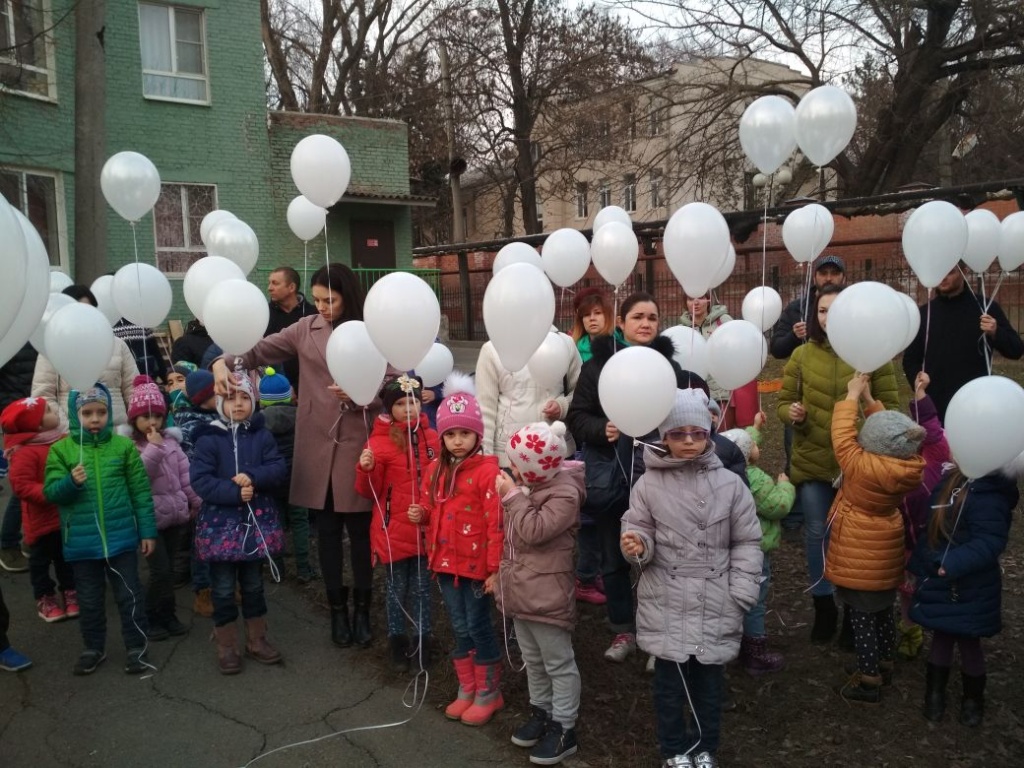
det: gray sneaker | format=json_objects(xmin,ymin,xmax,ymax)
[
  {"xmin": 694, "ymin": 752, "xmax": 718, "ymax": 768},
  {"xmin": 0, "ymin": 547, "xmax": 28, "ymax": 573},
  {"xmin": 663, "ymin": 756, "xmax": 694, "ymax": 768}
]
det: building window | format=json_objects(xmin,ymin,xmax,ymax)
[
  {"xmin": 0, "ymin": 0, "xmax": 55, "ymax": 99},
  {"xmin": 153, "ymin": 183, "xmax": 216, "ymax": 274},
  {"xmin": 0, "ymin": 167, "xmax": 64, "ymax": 265},
  {"xmin": 575, "ymin": 183, "xmax": 588, "ymax": 219},
  {"xmin": 649, "ymin": 99, "xmax": 666, "ymax": 137},
  {"xmin": 649, "ymin": 169, "xmax": 663, "ymax": 209},
  {"xmin": 623, "ymin": 174, "xmax": 636, "ymax": 213},
  {"xmin": 624, "ymin": 101, "xmax": 636, "ymax": 141},
  {"xmin": 138, "ymin": 3, "xmax": 209, "ymax": 104},
  {"xmin": 535, "ymin": 198, "xmax": 544, "ymax": 228},
  {"xmin": 599, "ymin": 181, "xmax": 611, "ymax": 209}
]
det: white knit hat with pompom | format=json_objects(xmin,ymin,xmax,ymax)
[{"xmin": 506, "ymin": 421, "xmax": 568, "ymax": 485}]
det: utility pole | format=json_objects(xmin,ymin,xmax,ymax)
[
  {"xmin": 437, "ymin": 39, "xmax": 464, "ymax": 243},
  {"xmin": 74, "ymin": 0, "xmax": 107, "ymax": 283}
]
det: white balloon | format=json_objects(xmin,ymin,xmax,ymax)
[
  {"xmin": 90, "ymin": 275, "xmax": 121, "ymax": 325},
  {"xmin": 897, "ymin": 292, "xmax": 922, "ymax": 353},
  {"xmin": 902, "ymin": 201, "xmax": 967, "ymax": 288},
  {"xmin": 0, "ymin": 210, "xmax": 50, "ymax": 367},
  {"xmin": 43, "ymin": 303, "xmax": 116, "ymax": 391},
  {"xmin": 739, "ymin": 95, "xmax": 797, "ymax": 175},
  {"xmin": 782, "ymin": 204, "xmax": 834, "ymax": 264},
  {"xmin": 593, "ymin": 205, "xmax": 632, "ymax": 233},
  {"xmin": 287, "ymin": 196, "xmax": 327, "ymax": 242},
  {"xmin": 706, "ymin": 320, "xmax": 767, "ymax": 390},
  {"xmin": 290, "ymin": 134, "xmax": 351, "ymax": 208},
  {"xmin": 710, "ymin": 245, "xmax": 736, "ymax": 289},
  {"xmin": 100, "ymin": 151, "xmax": 161, "ymax": 222},
  {"xmin": 598, "ymin": 346, "xmax": 678, "ymax": 437},
  {"xmin": 203, "ymin": 279, "xmax": 269, "ymax": 355},
  {"xmin": 325, "ymin": 321, "xmax": 387, "ymax": 406},
  {"xmin": 0, "ymin": 198, "xmax": 29, "ymax": 340},
  {"xmin": 825, "ymin": 282, "xmax": 906, "ymax": 372},
  {"xmin": 541, "ymin": 228, "xmax": 591, "ymax": 288},
  {"xmin": 112, "ymin": 263, "xmax": 173, "ymax": 328},
  {"xmin": 663, "ymin": 203, "xmax": 730, "ymax": 298},
  {"xmin": 527, "ymin": 332, "xmax": 573, "ymax": 390},
  {"xmin": 29, "ymin": 293, "xmax": 76, "ymax": 357},
  {"xmin": 364, "ymin": 272, "xmax": 441, "ymax": 370},
  {"xmin": 945, "ymin": 376, "xmax": 1024, "ymax": 479},
  {"xmin": 962, "ymin": 209, "xmax": 1001, "ymax": 274},
  {"xmin": 794, "ymin": 85, "xmax": 858, "ymax": 167},
  {"xmin": 493, "ymin": 242, "xmax": 543, "ymax": 275},
  {"xmin": 742, "ymin": 287, "xmax": 783, "ymax": 332},
  {"xmin": 483, "ymin": 262, "xmax": 556, "ymax": 372},
  {"xmin": 183, "ymin": 256, "xmax": 246, "ymax": 322},
  {"xmin": 50, "ymin": 270, "xmax": 74, "ymax": 293},
  {"xmin": 661, "ymin": 325, "xmax": 710, "ymax": 379},
  {"xmin": 998, "ymin": 211, "xmax": 1024, "ymax": 272},
  {"xmin": 414, "ymin": 343, "xmax": 454, "ymax": 388},
  {"xmin": 207, "ymin": 218, "xmax": 259, "ymax": 275},
  {"xmin": 590, "ymin": 221, "xmax": 638, "ymax": 288},
  {"xmin": 200, "ymin": 210, "xmax": 237, "ymax": 247}
]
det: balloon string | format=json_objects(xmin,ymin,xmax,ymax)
[
  {"xmin": 129, "ymin": 220, "xmax": 150, "ymax": 381},
  {"xmin": 985, "ymin": 272, "xmax": 1005, "ymax": 313},
  {"xmin": 303, "ymin": 240, "xmax": 309, "ymax": 303},
  {"xmin": 324, "ymin": 219, "xmax": 333, "ymax": 320},
  {"xmin": 761, "ymin": 176, "xmax": 770, "ymax": 288},
  {"xmin": 921, "ymin": 291, "xmax": 932, "ymax": 377}
]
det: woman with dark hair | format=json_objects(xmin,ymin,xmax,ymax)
[
  {"xmin": 777, "ymin": 284, "xmax": 901, "ymax": 645},
  {"xmin": 211, "ymin": 264, "xmax": 385, "ymax": 649},
  {"xmin": 570, "ymin": 287, "xmax": 614, "ymax": 363}
]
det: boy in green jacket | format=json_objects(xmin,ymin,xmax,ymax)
[
  {"xmin": 721, "ymin": 414, "xmax": 795, "ymax": 676},
  {"xmin": 44, "ymin": 384, "xmax": 157, "ymax": 676}
]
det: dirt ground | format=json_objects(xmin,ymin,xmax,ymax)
[{"xmin": 297, "ymin": 357, "xmax": 1024, "ymax": 768}]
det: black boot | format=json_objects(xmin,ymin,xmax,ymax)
[
  {"xmin": 353, "ymin": 588, "xmax": 373, "ymax": 647},
  {"xmin": 328, "ymin": 587, "xmax": 352, "ymax": 648},
  {"xmin": 811, "ymin": 595, "xmax": 838, "ymax": 644},
  {"xmin": 838, "ymin": 607, "xmax": 855, "ymax": 651},
  {"xmin": 960, "ymin": 672, "xmax": 985, "ymax": 727},
  {"xmin": 389, "ymin": 635, "xmax": 409, "ymax": 672},
  {"xmin": 924, "ymin": 663, "xmax": 950, "ymax": 722}
]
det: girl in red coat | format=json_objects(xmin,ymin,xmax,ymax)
[
  {"xmin": 1, "ymin": 397, "xmax": 76, "ymax": 623},
  {"xmin": 356, "ymin": 375, "xmax": 439, "ymax": 672},
  {"xmin": 408, "ymin": 373, "xmax": 503, "ymax": 727}
]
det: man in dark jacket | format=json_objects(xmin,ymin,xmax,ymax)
[
  {"xmin": 902, "ymin": 263, "xmax": 1024, "ymax": 421},
  {"xmin": 769, "ymin": 254, "xmax": 846, "ymax": 360},
  {"xmin": 171, "ymin": 319, "xmax": 213, "ymax": 367},
  {"xmin": 265, "ymin": 266, "xmax": 315, "ymax": 393}
]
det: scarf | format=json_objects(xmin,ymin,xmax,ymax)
[{"xmin": 3, "ymin": 427, "xmax": 66, "ymax": 460}]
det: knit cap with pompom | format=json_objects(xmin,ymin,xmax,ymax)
[
  {"xmin": 506, "ymin": 421, "xmax": 568, "ymax": 485},
  {"xmin": 435, "ymin": 371, "xmax": 484, "ymax": 438},
  {"xmin": 128, "ymin": 374, "xmax": 166, "ymax": 420}
]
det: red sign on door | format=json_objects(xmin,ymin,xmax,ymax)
[{"xmin": 367, "ymin": 239, "xmax": 379, "ymax": 247}]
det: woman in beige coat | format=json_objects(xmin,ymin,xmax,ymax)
[{"xmin": 212, "ymin": 263, "xmax": 383, "ymax": 649}]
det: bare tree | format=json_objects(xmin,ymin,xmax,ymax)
[{"xmin": 615, "ymin": 0, "xmax": 1024, "ymax": 196}]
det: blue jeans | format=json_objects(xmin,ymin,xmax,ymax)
[
  {"xmin": 1, "ymin": 493, "xmax": 22, "ymax": 549},
  {"xmin": 384, "ymin": 555, "xmax": 431, "ymax": 637},
  {"xmin": 652, "ymin": 657, "xmax": 724, "ymax": 758},
  {"xmin": 575, "ymin": 523, "xmax": 602, "ymax": 583},
  {"xmin": 72, "ymin": 550, "xmax": 148, "ymax": 652},
  {"xmin": 597, "ymin": 508, "xmax": 635, "ymax": 633},
  {"xmin": 798, "ymin": 481, "xmax": 836, "ymax": 596},
  {"xmin": 742, "ymin": 553, "xmax": 772, "ymax": 636},
  {"xmin": 436, "ymin": 572, "xmax": 500, "ymax": 662},
  {"xmin": 191, "ymin": 554, "xmax": 210, "ymax": 591},
  {"xmin": 209, "ymin": 560, "xmax": 266, "ymax": 627}
]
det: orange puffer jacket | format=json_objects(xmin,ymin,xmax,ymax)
[{"xmin": 824, "ymin": 401, "xmax": 925, "ymax": 591}]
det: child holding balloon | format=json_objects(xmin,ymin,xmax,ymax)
[{"xmin": 407, "ymin": 374, "xmax": 504, "ymax": 726}]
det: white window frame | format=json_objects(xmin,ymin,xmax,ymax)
[
  {"xmin": 575, "ymin": 182, "xmax": 588, "ymax": 219},
  {"xmin": 535, "ymin": 197, "xmax": 544, "ymax": 228},
  {"xmin": 649, "ymin": 169, "xmax": 663, "ymax": 210},
  {"xmin": 138, "ymin": 2, "xmax": 210, "ymax": 105},
  {"xmin": 0, "ymin": 165, "xmax": 68, "ymax": 268},
  {"xmin": 622, "ymin": 174, "xmax": 636, "ymax": 213},
  {"xmin": 649, "ymin": 99, "xmax": 666, "ymax": 137},
  {"xmin": 598, "ymin": 181, "xmax": 611, "ymax": 209},
  {"xmin": 0, "ymin": 0, "xmax": 57, "ymax": 101},
  {"xmin": 152, "ymin": 182, "xmax": 217, "ymax": 276}
]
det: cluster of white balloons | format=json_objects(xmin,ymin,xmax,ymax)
[
  {"xmin": 825, "ymin": 281, "xmax": 919, "ymax": 372},
  {"xmin": 284, "ymin": 134, "xmax": 350, "ymax": 243},
  {"xmin": 0, "ymin": 197, "xmax": 51, "ymax": 368}
]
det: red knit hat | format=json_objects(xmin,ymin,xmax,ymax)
[
  {"xmin": 435, "ymin": 372, "xmax": 484, "ymax": 439},
  {"xmin": 0, "ymin": 396, "xmax": 48, "ymax": 436},
  {"xmin": 128, "ymin": 374, "xmax": 167, "ymax": 421}
]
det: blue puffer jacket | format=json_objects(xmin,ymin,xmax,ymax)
[
  {"xmin": 44, "ymin": 385, "xmax": 157, "ymax": 561},
  {"xmin": 909, "ymin": 471, "xmax": 1017, "ymax": 638}
]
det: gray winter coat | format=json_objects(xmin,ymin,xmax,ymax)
[{"xmin": 622, "ymin": 445, "xmax": 763, "ymax": 665}]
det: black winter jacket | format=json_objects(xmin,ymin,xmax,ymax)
[{"xmin": 0, "ymin": 343, "xmax": 39, "ymax": 411}]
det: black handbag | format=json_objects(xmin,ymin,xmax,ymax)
[{"xmin": 581, "ymin": 436, "xmax": 634, "ymax": 519}]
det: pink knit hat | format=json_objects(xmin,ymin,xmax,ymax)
[
  {"xmin": 506, "ymin": 421, "xmax": 567, "ymax": 484},
  {"xmin": 435, "ymin": 372, "xmax": 484, "ymax": 439},
  {"xmin": 128, "ymin": 374, "xmax": 166, "ymax": 420}
]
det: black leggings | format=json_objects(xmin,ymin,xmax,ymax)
[
  {"xmin": 317, "ymin": 504, "xmax": 372, "ymax": 593},
  {"xmin": 850, "ymin": 607, "xmax": 897, "ymax": 676}
]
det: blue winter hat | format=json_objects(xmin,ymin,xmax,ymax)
[
  {"xmin": 259, "ymin": 366, "xmax": 292, "ymax": 406},
  {"xmin": 75, "ymin": 383, "xmax": 112, "ymax": 414},
  {"xmin": 185, "ymin": 370, "xmax": 215, "ymax": 406}
]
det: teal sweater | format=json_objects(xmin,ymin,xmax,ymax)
[{"xmin": 44, "ymin": 388, "xmax": 157, "ymax": 561}]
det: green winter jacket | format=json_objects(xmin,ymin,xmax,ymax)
[
  {"xmin": 744, "ymin": 427, "xmax": 795, "ymax": 553},
  {"xmin": 44, "ymin": 386, "xmax": 157, "ymax": 562},
  {"xmin": 776, "ymin": 340, "xmax": 899, "ymax": 486},
  {"xmin": 677, "ymin": 304, "xmax": 732, "ymax": 401}
]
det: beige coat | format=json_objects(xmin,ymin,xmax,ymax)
[
  {"xmin": 227, "ymin": 314, "xmax": 383, "ymax": 513},
  {"xmin": 31, "ymin": 338, "xmax": 139, "ymax": 427}
]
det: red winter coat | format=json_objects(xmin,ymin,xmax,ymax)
[
  {"xmin": 7, "ymin": 439, "xmax": 62, "ymax": 545},
  {"xmin": 419, "ymin": 452, "xmax": 503, "ymax": 581},
  {"xmin": 355, "ymin": 414, "xmax": 440, "ymax": 565}
]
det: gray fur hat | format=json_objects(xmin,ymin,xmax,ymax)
[
  {"xmin": 858, "ymin": 410, "xmax": 926, "ymax": 459},
  {"xmin": 659, "ymin": 388, "xmax": 712, "ymax": 438},
  {"xmin": 719, "ymin": 428, "xmax": 754, "ymax": 462}
]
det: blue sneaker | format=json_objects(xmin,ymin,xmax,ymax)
[{"xmin": 0, "ymin": 646, "xmax": 33, "ymax": 672}]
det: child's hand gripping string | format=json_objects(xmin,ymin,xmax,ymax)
[
  {"xmin": 71, "ymin": 464, "xmax": 87, "ymax": 486},
  {"xmin": 233, "ymin": 473, "xmax": 254, "ymax": 502},
  {"xmin": 914, "ymin": 371, "xmax": 930, "ymax": 401},
  {"xmin": 359, "ymin": 449, "xmax": 375, "ymax": 471},
  {"xmin": 846, "ymin": 372, "xmax": 871, "ymax": 401},
  {"xmin": 621, "ymin": 532, "xmax": 645, "ymax": 560},
  {"xmin": 407, "ymin": 504, "xmax": 425, "ymax": 524}
]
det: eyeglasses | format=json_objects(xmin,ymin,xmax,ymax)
[{"xmin": 664, "ymin": 428, "xmax": 709, "ymax": 442}]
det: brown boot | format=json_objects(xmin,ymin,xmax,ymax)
[
  {"xmin": 214, "ymin": 623, "xmax": 241, "ymax": 675},
  {"xmin": 193, "ymin": 588, "xmax": 213, "ymax": 618},
  {"xmin": 245, "ymin": 616, "xmax": 282, "ymax": 665}
]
